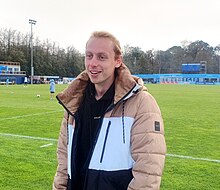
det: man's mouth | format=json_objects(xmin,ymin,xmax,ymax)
[{"xmin": 90, "ymin": 70, "xmax": 101, "ymax": 74}]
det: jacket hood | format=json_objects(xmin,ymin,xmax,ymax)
[{"xmin": 56, "ymin": 63, "xmax": 146, "ymax": 114}]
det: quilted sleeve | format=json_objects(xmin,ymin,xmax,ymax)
[
  {"xmin": 128, "ymin": 92, "xmax": 166, "ymax": 190},
  {"xmin": 53, "ymin": 111, "xmax": 68, "ymax": 190}
]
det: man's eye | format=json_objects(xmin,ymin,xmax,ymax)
[
  {"xmin": 99, "ymin": 55, "xmax": 107, "ymax": 60},
  {"xmin": 86, "ymin": 54, "xmax": 92, "ymax": 59}
]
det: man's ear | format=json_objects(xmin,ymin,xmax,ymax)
[{"xmin": 115, "ymin": 55, "xmax": 122, "ymax": 68}]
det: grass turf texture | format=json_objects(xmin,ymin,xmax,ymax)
[{"xmin": 0, "ymin": 84, "xmax": 219, "ymax": 189}]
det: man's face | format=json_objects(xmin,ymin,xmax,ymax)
[{"xmin": 85, "ymin": 37, "xmax": 121, "ymax": 89}]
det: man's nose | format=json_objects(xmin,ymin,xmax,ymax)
[{"xmin": 90, "ymin": 57, "xmax": 98, "ymax": 67}]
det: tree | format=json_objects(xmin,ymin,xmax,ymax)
[
  {"xmin": 0, "ymin": 28, "xmax": 219, "ymax": 76},
  {"xmin": 185, "ymin": 41, "xmax": 216, "ymax": 73},
  {"xmin": 167, "ymin": 46, "xmax": 185, "ymax": 73}
]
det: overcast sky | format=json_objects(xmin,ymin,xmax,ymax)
[{"xmin": 1, "ymin": 0, "xmax": 220, "ymax": 53}]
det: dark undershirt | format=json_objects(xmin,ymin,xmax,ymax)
[{"xmin": 75, "ymin": 81, "xmax": 115, "ymax": 189}]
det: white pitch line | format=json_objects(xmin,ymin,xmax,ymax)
[
  {"xmin": 0, "ymin": 133, "xmax": 57, "ymax": 142},
  {"xmin": 0, "ymin": 132, "xmax": 219, "ymax": 164},
  {"xmin": 0, "ymin": 110, "xmax": 63, "ymax": 121},
  {"xmin": 166, "ymin": 153, "xmax": 220, "ymax": 163},
  {"xmin": 40, "ymin": 143, "xmax": 53, "ymax": 148}
]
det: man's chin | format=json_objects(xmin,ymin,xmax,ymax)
[{"xmin": 89, "ymin": 78, "xmax": 100, "ymax": 84}]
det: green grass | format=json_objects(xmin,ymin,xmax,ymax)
[
  {"xmin": 0, "ymin": 84, "xmax": 66, "ymax": 190},
  {"xmin": 147, "ymin": 84, "xmax": 220, "ymax": 190},
  {"xmin": 0, "ymin": 84, "xmax": 220, "ymax": 189}
]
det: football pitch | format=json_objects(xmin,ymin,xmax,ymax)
[{"xmin": 0, "ymin": 84, "xmax": 219, "ymax": 190}]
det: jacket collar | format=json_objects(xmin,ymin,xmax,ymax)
[{"xmin": 56, "ymin": 63, "xmax": 145, "ymax": 114}]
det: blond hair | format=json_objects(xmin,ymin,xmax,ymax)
[{"xmin": 87, "ymin": 31, "xmax": 122, "ymax": 59}]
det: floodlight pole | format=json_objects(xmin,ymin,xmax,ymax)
[{"xmin": 29, "ymin": 19, "xmax": 37, "ymax": 84}]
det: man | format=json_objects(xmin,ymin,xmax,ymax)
[
  {"xmin": 6, "ymin": 78, "xmax": 9, "ymax": 86},
  {"xmin": 24, "ymin": 76, "xmax": 28, "ymax": 86},
  {"xmin": 53, "ymin": 31, "xmax": 166, "ymax": 190},
  {"xmin": 50, "ymin": 79, "xmax": 55, "ymax": 100}
]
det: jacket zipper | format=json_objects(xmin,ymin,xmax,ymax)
[
  {"xmin": 100, "ymin": 120, "xmax": 111, "ymax": 163},
  {"xmin": 82, "ymin": 115, "xmax": 106, "ymax": 190}
]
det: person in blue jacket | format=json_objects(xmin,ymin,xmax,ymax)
[
  {"xmin": 6, "ymin": 78, "xmax": 9, "ymax": 86},
  {"xmin": 50, "ymin": 79, "xmax": 55, "ymax": 99}
]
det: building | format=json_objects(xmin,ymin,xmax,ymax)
[
  {"xmin": 33, "ymin": 75, "xmax": 60, "ymax": 84},
  {"xmin": 0, "ymin": 61, "xmax": 26, "ymax": 84},
  {"xmin": 135, "ymin": 61, "xmax": 220, "ymax": 85},
  {"xmin": 135, "ymin": 73, "xmax": 220, "ymax": 85}
]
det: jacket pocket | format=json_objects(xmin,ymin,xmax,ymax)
[{"xmin": 100, "ymin": 121, "xmax": 111, "ymax": 163}]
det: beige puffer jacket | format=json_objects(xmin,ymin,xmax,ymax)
[{"xmin": 53, "ymin": 63, "xmax": 166, "ymax": 190}]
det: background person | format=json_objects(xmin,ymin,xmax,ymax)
[
  {"xmin": 53, "ymin": 31, "xmax": 166, "ymax": 190},
  {"xmin": 6, "ymin": 78, "xmax": 9, "ymax": 86},
  {"xmin": 24, "ymin": 76, "xmax": 28, "ymax": 86},
  {"xmin": 50, "ymin": 79, "xmax": 55, "ymax": 100}
]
